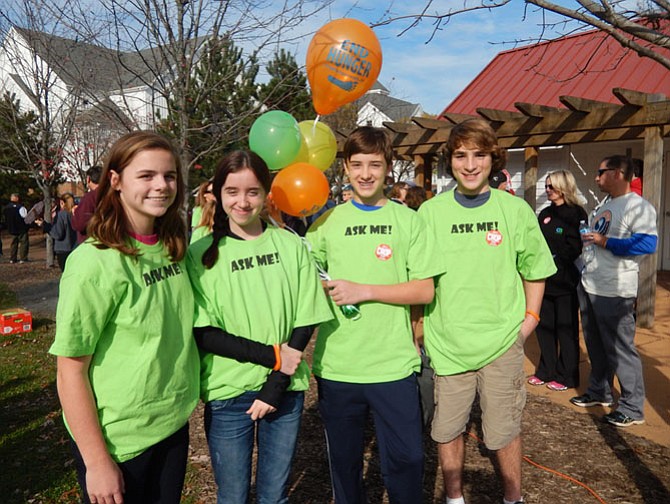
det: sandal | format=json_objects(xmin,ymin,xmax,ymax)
[
  {"xmin": 546, "ymin": 381, "xmax": 568, "ymax": 391},
  {"xmin": 527, "ymin": 376, "xmax": 545, "ymax": 386}
]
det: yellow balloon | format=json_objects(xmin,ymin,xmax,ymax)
[{"xmin": 296, "ymin": 121, "xmax": 338, "ymax": 171}]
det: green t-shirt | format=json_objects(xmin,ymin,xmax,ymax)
[
  {"xmin": 419, "ymin": 190, "xmax": 556, "ymax": 375},
  {"xmin": 187, "ymin": 226, "xmax": 333, "ymax": 402},
  {"xmin": 191, "ymin": 205, "xmax": 202, "ymax": 229},
  {"xmin": 49, "ymin": 240, "xmax": 200, "ymax": 463},
  {"xmin": 306, "ymin": 201, "xmax": 444, "ymax": 383},
  {"xmin": 190, "ymin": 224, "xmax": 211, "ymax": 244}
]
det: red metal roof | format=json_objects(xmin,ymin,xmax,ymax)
[{"xmin": 442, "ymin": 23, "xmax": 670, "ymax": 116}]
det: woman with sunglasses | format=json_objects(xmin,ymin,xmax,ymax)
[{"xmin": 528, "ymin": 171, "xmax": 587, "ymax": 392}]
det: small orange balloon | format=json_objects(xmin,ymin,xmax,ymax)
[
  {"xmin": 306, "ymin": 18, "xmax": 382, "ymax": 116},
  {"xmin": 271, "ymin": 163, "xmax": 330, "ymax": 217}
]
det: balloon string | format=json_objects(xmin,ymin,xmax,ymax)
[
  {"xmin": 270, "ymin": 215, "xmax": 331, "ymax": 281},
  {"xmin": 312, "ymin": 116, "xmax": 320, "ymax": 136}
]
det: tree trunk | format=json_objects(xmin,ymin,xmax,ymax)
[{"xmin": 42, "ymin": 189, "xmax": 54, "ymax": 268}]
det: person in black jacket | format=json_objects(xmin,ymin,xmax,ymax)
[
  {"xmin": 528, "ymin": 170, "xmax": 587, "ymax": 391},
  {"xmin": 3, "ymin": 193, "xmax": 29, "ymax": 263}
]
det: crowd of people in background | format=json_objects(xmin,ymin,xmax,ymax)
[
  {"xmin": 1, "ymin": 165, "xmax": 102, "ymax": 266},
  {"xmin": 0, "ymin": 119, "xmax": 658, "ymax": 504}
]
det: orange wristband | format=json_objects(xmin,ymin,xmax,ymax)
[
  {"xmin": 525, "ymin": 310, "xmax": 540, "ymax": 323},
  {"xmin": 273, "ymin": 344, "xmax": 281, "ymax": 371}
]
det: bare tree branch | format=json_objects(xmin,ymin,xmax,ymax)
[{"xmin": 373, "ymin": 1, "xmax": 670, "ymax": 71}]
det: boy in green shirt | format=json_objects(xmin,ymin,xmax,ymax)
[
  {"xmin": 306, "ymin": 126, "xmax": 444, "ymax": 503},
  {"xmin": 419, "ymin": 119, "xmax": 555, "ymax": 504}
]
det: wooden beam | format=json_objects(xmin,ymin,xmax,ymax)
[
  {"xmin": 498, "ymin": 126, "xmax": 648, "ymax": 148},
  {"xmin": 412, "ymin": 116, "xmax": 450, "ymax": 130},
  {"xmin": 383, "ymin": 121, "xmax": 414, "ymax": 134},
  {"xmin": 559, "ymin": 95, "xmax": 617, "ymax": 112},
  {"xmin": 441, "ymin": 112, "xmax": 479, "ymax": 124},
  {"xmin": 384, "ymin": 94, "xmax": 670, "ymax": 154},
  {"xmin": 391, "ymin": 124, "xmax": 670, "ymax": 154},
  {"xmin": 514, "ymin": 102, "xmax": 569, "ymax": 118},
  {"xmin": 637, "ymin": 125, "xmax": 663, "ymax": 328},
  {"xmin": 613, "ymin": 88, "xmax": 652, "ymax": 106},
  {"xmin": 647, "ymin": 100, "xmax": 670, "ymax": 122},
  {"xmin": 394, "ymin": 142, "xmax": 448, "ymax": 157},
  {"xmin": 392, "ymin": 126, "xmax": 452, "ymax": 148},
  {"xmin": 494, "ymin": 101, "xmax": 670, "ymax": 138},
  {"xmin": 477, "ymin": 108, "xmax": 526, "ymax": 122}
]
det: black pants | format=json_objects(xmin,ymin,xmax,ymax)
[
  {"xmin": 317, "ymin": 375, "xmax": 424, "ymax": 504},
  {"xmin": 71, "ymin": 423, "xmax": 189, "ymax": 504},
  {"xmin": 535, "ymin": 293, "xmax": 581, "ymax": 388},
  {"xmin": 56, "ymin": 251, "xmax": 71, "ymax": 271}
]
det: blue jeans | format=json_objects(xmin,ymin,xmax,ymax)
[{"xmin": 205, "ymin": 391, "xmax": 304, "ymax": 504}]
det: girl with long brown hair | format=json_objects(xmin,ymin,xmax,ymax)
[{"xmin": 49, "ymin": 131, "xmax": 200, "ymax": 504}]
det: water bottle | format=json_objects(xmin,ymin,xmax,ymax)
[
  {"xmin": 317, "ymin": 270, "xmax": 361, "ymax": 321},
  {"xmin": 579, "ymin": 220, "xmax": 595, "ymax": 264},
  {"xmin": 340, "ymin": 304, "xmax": 361, "ymax": 320}
]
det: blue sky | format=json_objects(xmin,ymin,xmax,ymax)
[{"xmin": 282, "ymin": 1, "xmax": 575, "ymax": 115}]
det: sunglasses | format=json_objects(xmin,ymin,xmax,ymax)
[
  {"xmin": 597, "ymin": 168, "xmax": 617, "ymax": 177},
  {"xmin": 545, "ymin": 184, "xmax": 554, "ymax": 190}
]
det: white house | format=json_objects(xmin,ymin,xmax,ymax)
[{"xmin": 0, "ymin": 26, "xmax": 169, "ymax": 179}]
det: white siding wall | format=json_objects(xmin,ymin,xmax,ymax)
[
  {"xmin": 357, "ymin": 102, "xmax": 390, "ymax": 127},
  {"xmin": 0, "ymin": 28, "xmax": 71, "ymax": 121},
  {"xmin": 109, "ymin": 86, "xmax": 167, "ymax": 129}
]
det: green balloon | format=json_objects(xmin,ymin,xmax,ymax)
[{"xmin": 249, "ymin": 111, "xmax": 301, "ymax": 170}]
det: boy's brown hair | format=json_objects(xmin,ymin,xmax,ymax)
[
  {"xmin": 343, "ymin": 126, "xmax": 394, "ymax": 167},
  {"xmin": 445, "ymin": 118, "xmax": 507, "ymax": 178}
]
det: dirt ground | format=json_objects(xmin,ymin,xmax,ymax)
[{"xmin": 3, "ymin": 232, "xmax": 670, "ymax": 503}]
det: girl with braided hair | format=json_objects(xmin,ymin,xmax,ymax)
[{"xmin": 186, "ymin": 150, "xmax": 331, "ymax": 504}]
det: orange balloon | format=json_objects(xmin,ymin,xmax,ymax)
[
  {"xmin": 271, "ymin": 162, "xmax": 330, "ymax": 217},
  {"xmin": 306, "ymin": 18, "xmax": 382, "ymax": 116}
]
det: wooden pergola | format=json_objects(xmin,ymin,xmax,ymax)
[{"xmin": 338, "ymin": 87, "xmax": 670, "ymax": 327}]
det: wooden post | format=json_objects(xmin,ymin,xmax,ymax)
[
  {"xmin": 414, "ymin": 154, "xmax": 433, "ymax": 191},
  {"xmin": 637, "ymin": 126, "xmax": 662, "ymax": 328},
  {"xmin": 524, "ymin": 147, "xmax": 538, "ymax": 211}
]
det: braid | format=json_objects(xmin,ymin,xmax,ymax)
[{"xmin": 202, "ymin": 205, "xmax": 229, "ymax": 269}]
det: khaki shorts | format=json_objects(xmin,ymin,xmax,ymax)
[{"xmin": 431, "ymin": 336, "xmax": 526, "ymax": 450}]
